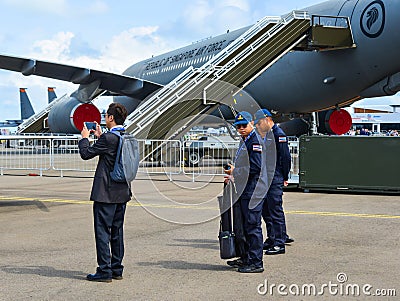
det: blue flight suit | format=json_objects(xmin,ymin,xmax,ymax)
[
  {"xmin": 262, "ymin": 124, "xmax": 291, "ymax": 247},
  {"xmin": 233, "ymin": 130, "xmax": 267, "ymax": 267}
]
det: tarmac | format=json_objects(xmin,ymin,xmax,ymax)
[{"xmin": 0, "ymin": 172, "xmax": 399, "ymax": 300}]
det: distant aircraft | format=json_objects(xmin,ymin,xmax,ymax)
[
  {"xmin": 0, "ymin": 0, "xmax": 398, "ymax": 136},
  {"xmin": 47, "ymin": 87, "xmax": 57, "ymax": 103},
  {"xmin": 0, "ymin": 88, "xmax": 35, "ymax": 133}
]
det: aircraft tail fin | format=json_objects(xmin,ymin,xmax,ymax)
[
  {"xmin": 19, "ymin": 88, "xmax": 35, "ymax": 120},
  {"xmin": 48, "ymin": 87, "xmax": 57, "ymax": 103}
]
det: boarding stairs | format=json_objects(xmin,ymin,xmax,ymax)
[
  {"xmin": 17, "ymin": 94, "xmax": 69, "ymax": 134},
  {"xmin": 124, "ymin": 11, "xmax": 355, "ymax": 140},
  {"xmin": 124, "ymin": 12, "xmax": 298, "ymax": 139}
]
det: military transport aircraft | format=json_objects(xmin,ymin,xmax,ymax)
[{"xmin": 0, "ymin": 0, "xmax": 398, "ymax": 136}]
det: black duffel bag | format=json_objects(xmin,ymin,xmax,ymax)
[
  {"xmin": 218, "ymin": 181, "xmax": 245, "ymax": 259},
  {"xmin": 218, "ymin": 229, "xmax": 236, "ymax": 259}
]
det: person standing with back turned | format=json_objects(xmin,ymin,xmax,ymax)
[
  {"xmin": 79, "ymin": 103, "xmax": 132, "ymax": 282},
  {"xmin": 254, "ymin": 109, "xmax": 293, "ymax": 256}
]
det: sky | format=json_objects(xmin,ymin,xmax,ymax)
[{"xmin": 0, "ymin": 0, "xmax": 397, "ymax": 120}]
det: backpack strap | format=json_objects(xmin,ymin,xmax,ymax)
[{"xmin": 109, "ymin": 131, "xmax": 123, "ymax": 164}]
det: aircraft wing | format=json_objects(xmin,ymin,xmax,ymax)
[{"xmin": 0, "ymin": 54, "xmax": 162, "ymax": 99}]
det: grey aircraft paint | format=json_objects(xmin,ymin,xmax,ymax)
[
  {"xmin": 1, "ymin": 0, "xmax": 400, "ymax": 133},
  {"xmin": 119, "ymin": 0, "xmax": 400, "ymax": 115}
]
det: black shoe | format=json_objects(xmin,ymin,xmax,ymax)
[
  {"xmin": 112, "ymin": 274, "xmax": 123, "ymax": 280},
  {"xmin": 86, "ymin": 272, "xmax": 112, "ymax": 282},
  {"xmin": 227, "ymin": 259, "xmax": 245, "ymax": 268},
  {"xmin": 237, "ymin": 264, "xmax": 264, "ymax": 273},
  {"xmin": 285, "ymin": 237, "xmax": 294, "ymax": 244},
  {"xmin": 265, "ymin": 246, "xmax": 285, "ymax": 255},
  {"xmin": 263, "ymin": 240, "xmax": 274, "ymax": 250}
]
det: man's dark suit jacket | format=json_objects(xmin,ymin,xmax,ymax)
[{"xmin": 79, "ymin": 132, "xmax": 131, "ymax": 204}]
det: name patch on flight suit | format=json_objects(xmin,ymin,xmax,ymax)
[
  {"xmin": 278, "ymin": 136, "xmax": 287, "ymax": 143},
  {"xmin": 253, "ymin": 144, "xmax": 262, "ymax": 152}
]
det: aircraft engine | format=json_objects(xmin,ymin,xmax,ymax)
[
  {"xmin": 48, "ymin": 96, "xmax": 101, "ymax": 133},
  {"xmin": 317, "ymin": 109, "xmax": 352, "ymax": 135},
  {"xmin": 278, "ymin": 118, "xmax": 310, "ymax": 137}
]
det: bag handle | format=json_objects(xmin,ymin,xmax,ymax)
[{"xmin": 229, "ymin": 181, "xmax": 234, "ymax": 233}]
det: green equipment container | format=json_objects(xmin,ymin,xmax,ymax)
[{"xmin": 299, "ymin": 135, "xmax": 400, "ymax": 193}]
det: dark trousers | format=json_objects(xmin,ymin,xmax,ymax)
[
  {"xmin": 93, "ymin": 202, "xmax": 127, "ymax": 276},
  {"xmin": 262, "ymin": 179, "xmax": 287, "ymax": 247},
  {"xmin": 240, "ymin": 197, "xmax": 264, "ymax": 267}
]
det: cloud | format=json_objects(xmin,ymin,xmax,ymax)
[
  {"xmin": 0, "ymin": 0, "xmax": 108, "ymax": 16},
  {"xmin": 176, "ymin": 0, "xmax": 255, "ymax": 37},
  {"xmin": 32, "ymin": 32, "xmax": 75, "ymax": 61},
  {"xmin": 220, "ymin": 0, "xmax": 250, "ymax": 11},
  {"xmin": 0, "ymin": 0, "xmax": 68, "ymax": 15},
  {"xmin": 0, "ymin": 24, "xmax": 175, "ymax": 120},
  {"xmin": 101, "ymin": 26, "xmax": 173, "ymax": 73},
  {"xmin": 86, "ymin": 1, "xmax": 109, "ymax": 14},
  {"xmin": 28, "ymin": 25, "xmax": 173, "ymax": 73}
]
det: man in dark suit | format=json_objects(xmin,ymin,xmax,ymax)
[{"xmin": 79, "ymin": 103, "xmax": 132, "ymax": 282}]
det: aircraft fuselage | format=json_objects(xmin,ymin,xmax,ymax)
[{"xmin": 121, "ymin": 0, "xmax": 400, "ymax": 115}]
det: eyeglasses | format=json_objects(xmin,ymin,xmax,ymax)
[{"xmin": 236, "ymin": 124, "xmax": 248, "ymax": 129}]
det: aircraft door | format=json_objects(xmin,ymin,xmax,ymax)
[
  {"xmin": 306, "ymin": 0, "xmax": 348, "ymax": 17},
  {"xmin": 337, "ymin": 0, "xmax": 361, "ymax": 18}
]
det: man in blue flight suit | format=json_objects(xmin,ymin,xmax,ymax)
[
  {"xmin": 224, "ymin": 111, "xmax": 267, "ymax": 273},
  {"xmin": 254, "ymin": 109, "xmax": 293, "ymax": 255}
]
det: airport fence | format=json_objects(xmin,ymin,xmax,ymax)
[{"xmin": 0, "ymin": 135, "xmax": 300, "ymax": 183}]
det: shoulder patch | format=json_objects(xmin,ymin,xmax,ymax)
[
  {"xmin": 278, "ymin": 136, "xmax": 287, "ymax": 143},
  {"xmin": 253, "ymin": 144, "xmax": 262, "ymax": 152}
]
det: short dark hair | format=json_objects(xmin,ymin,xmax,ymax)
[{"xmin": 107, "ymin": 103, "xmax": 128, "ymax": 125}]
